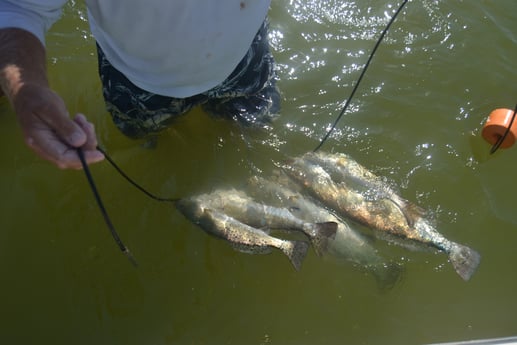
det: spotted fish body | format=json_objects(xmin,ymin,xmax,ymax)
[
  {"xmin": 176, "ymin": 197, "xmax": 309, "ymax": 271},
  {"xmin": 302, "ymin": 151, "xmax": 426, "ymax": 226},
  {"xmin": 193, "ymin": 188, "xmax": 337, "ymax": 256},
  {"xmin": 246, "ymin": 175, "xmax": 403, "ymax": 289},
  {"xmin": 282, "ymin": 153, "xmax": 481, "ymax": 281}
]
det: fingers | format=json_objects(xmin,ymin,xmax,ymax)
[
  {"xmin": 24, "ymin": 124, "xmax": 102, "ymax": 169},
  {"xmin": 22, "ymin": 110, "xmax": 104, "ymax": 169},
  {"xmin": 73, "ymin": 113, "xmax": 98, "ymax": 149},
  {"xmin": 79, "ymin": 148, "xmax": 105, "ymax": 168},
  {"xmin": 25, "ymin": 130, "xmax": 85, "ymax": 169},
  {"xmin": 14, "ymin": 85, "xmax": 104, "ymax": 169},
  {"xmin": 73, "ymin": 113, "xmax": 105, "ymax": 166}
]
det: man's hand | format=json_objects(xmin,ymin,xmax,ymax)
[
  {"xmin": 13, "ymin": 83, "xmax": 104, "ymax": 169},
  {"xmin": 0, "ymin": 27, "xmax": 104, "ymax": 169}
]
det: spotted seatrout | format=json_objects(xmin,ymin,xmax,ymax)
[
  {"xmin": 302, "ymin": 151, "xmax": 427, "ymax": 226},
  {"xmin": 192, "ymin": 188, "xmax": 337, "ymax": 256},
  {"xmin": 281, "ymin": 154, "xmax": 481, "ymax": 281},
  {"xmin": 246, "ymin": 174, "xmax": 403, "ymax": 289},
  {"xmin": 176, "ymin": 197, "xmax": 309, "ymax": 271}
]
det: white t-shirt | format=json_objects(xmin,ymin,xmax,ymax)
[{"xmin": 0, "ymin": 0, "xmax": 271, "ymax": 97}]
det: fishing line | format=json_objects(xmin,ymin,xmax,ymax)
[
  {"xmin": 77, "ymin": 148, "xmax": 139, "ymax": 267},
  {"xmin": 96, "ymin": 146, "xmax": 179, "ymax": 203},
  {"xmin": 77, "ymin": 146, "xmax": 180, "ymax": 266},
  {"xmin": 313, "ymin": 0, "xmax": 410, "ymax": 152},
  {"xmin": 489, "ymin": 103, "xmax": 517, "ymax": 154}
]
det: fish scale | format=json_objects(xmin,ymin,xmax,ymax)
[
  {"xmin": 246, "ymin": 174, "xmax": 404, "ymax": 290},
  {"xmin": 176, "ymin": 195, "xmax": 310, "ymax": 271},
  {"xmin": 281, "ymin": 151, "xmax": 481, "ymax": 281}
]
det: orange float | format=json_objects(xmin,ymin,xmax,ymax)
[{"xmin": 481, "ymin": 108, "xmax": 517, "ymax": 150}]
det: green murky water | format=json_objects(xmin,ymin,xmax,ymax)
[{"xmin": 1, "ymin": 1, "xmax": 517, "ymax": 344}]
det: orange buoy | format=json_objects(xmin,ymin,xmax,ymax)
[{"xmin": 482, "ymin": 108, "xmax": 517, "ymax": 149}]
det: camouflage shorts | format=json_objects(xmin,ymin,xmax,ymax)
[{"xmin": 97, "ymin": 20, "xmax": 280, "ymax": 139}]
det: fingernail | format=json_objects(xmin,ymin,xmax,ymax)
[{"xmin": 69, "ymin": 132, "xmax": 84, "ymax": 146}]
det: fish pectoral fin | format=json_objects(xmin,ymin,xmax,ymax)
[
  {"xmin": 397, "ymin": 198, "xmax": 428, "ymax": 227},
  {"xmin": 385, "ymin": 197, "xmax": 427, "ymax": 227},
  {"xmin": 371, "ymin": 261, "xmax": 405, "ymax": 292}
]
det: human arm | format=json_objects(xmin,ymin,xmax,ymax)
[
  {"xmin": 0, "ymin": 28, "xmax": 104, "ymax": 169},
  {"xmin": 0, "ymin": 2, "xmax": 103, "ymax": 169}
]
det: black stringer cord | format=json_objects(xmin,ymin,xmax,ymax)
[
  {"xmin": 313, "ymin": 0, "xmax": 410, "ymax": 152},
  {"xmin": 77, "ymin": 148, "xmax": 138, "ymax": 267}
]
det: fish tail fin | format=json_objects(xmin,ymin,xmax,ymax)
[
  {"xmin": 449, "ymin": 243, "xmax": 481, "ymax": 281},
  {"xmin": 310, "ymin": 221, "xmax": 338, "ymax": 256},
  {"xmin": 371, "ymin": 262, "xmax": 405, "ymax": 292},
  {"xmin": 280, "ymin": 240, "xmax": 310, "ymax": 271},
  {"xmin": 316, "ymin": 222, "xmax": 339, "ymax": 238}
]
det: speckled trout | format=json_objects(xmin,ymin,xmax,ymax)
[
  {"xmin": 246, "ymin": 174, "xmax": 403, "ymax": 289},
  {"xmin": 191, "ymin": 188, "xmax": 337, "ymax": 256},
  {"xmin": 281, "ymin": 154, "xmax": 481, "ymax": 281},
  {"xmin": 302, "ymin": 151, "xmax": 426, "ymax": 226},
  {"xmin": 176, "ymin": 197, "xmax": 309, "ymax": 271}
]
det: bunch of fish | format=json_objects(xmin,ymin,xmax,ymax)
[
  {"xmin": 246, "ymin": 173, "xmax": 404, "ymax": 288},
  {"xmin": 176, "ymin": 187, "xmax": 337, "ymax": 272},
  {"xmin": 176, "ymin": 151, "xmax": 481, "ymax": 283}
]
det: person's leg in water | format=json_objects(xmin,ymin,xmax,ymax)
[
  {"xmin": 96, "ymin": 43, "xmax": 207, "ymax": 142},
  {"xmin": 96, "ymin": 19, "xmax": 280, "ymax": 142},
  {"xmin": 202, "ymin": 20, "xmax": 280, "ymax": 127}
]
